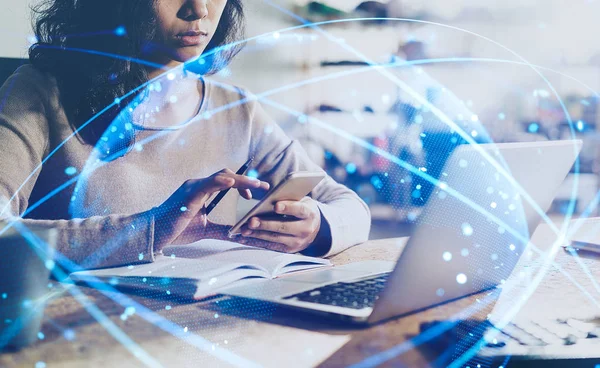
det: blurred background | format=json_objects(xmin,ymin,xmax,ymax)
[{"xmin": 2, "ymin": 0, "xmax": 600, "ymax": 239}]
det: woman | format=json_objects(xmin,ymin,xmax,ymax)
[{"xmin": 0, "ymin": 0, "xmax": 370, "ymax": 269}]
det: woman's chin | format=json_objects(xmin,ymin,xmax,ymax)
[{"xmin": 174, "ymin": 48, "xmax": 206, "ymax": 63}]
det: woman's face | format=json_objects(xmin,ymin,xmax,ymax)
[{"xmin": 151, "ymin": 0, "xmax": 228, "ymax": 66}]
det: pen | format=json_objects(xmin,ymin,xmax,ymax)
[{"xmin": 205, "ymin": 157, "xmax": 254, "ymax": 216}]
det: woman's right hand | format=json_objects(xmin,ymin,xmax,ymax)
[{"xmin": 147, "ymin": 169, "xmax": 270, "ymax": 252}]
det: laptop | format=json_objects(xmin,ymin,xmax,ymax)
[{"xmin": 222, "ymin": 140, "xmax": 582, "ymax": 324}]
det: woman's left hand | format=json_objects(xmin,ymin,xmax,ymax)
[{"xmin": 240, "ymin": 197, "xmax": 321, "ymax": 253}]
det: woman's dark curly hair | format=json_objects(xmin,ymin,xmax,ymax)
[{"xmin": 29, "ymin": 0, "xmax": 245, "ymax": 146}]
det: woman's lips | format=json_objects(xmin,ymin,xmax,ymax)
[{"xmin": 176, "ymin": 31, "xmax": 209, "ymax": 46}]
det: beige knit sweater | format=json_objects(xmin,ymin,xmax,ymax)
[{"xmin": 0, "ymin": 65, "xmax": 370, "ymax": 269}]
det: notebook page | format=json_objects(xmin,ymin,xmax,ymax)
[
  {"xmin": 165, "ymin": 239, "xmax": 330, "ymax": 276},
  {"xmin": 70, "ymin": 255, "xmax": 267, "ymax": 283}
]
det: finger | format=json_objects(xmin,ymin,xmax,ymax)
[
  {"xmin": 216, "ymin": 170, "xmax": 269, "ymax": 191},
  {"xmin": 274, "ymin": 200, "xmax": 312, "ymax": 219},
  {"xmin": 241, "ymin": 230, "xmax": 298, "ymax": 250},
  {"xmin": 246, "ymin": 216, "xmax": 304, "ymax": 236},
  {"xmin": 183, "ymin": 176, "xmax": 235, "ymax": 211},
  {"xmin": 237, "ymin": 188, "xmax": 253, "ymax": 200}
]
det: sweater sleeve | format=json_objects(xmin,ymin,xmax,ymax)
[
  {"xmin": 0, "ymin": 65, "xmax": 155, "ymax": 269},
  {"xmin": 247, "ymin": 97, "xmax": 371, "ymax": 257}
]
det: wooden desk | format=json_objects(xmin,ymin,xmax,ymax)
[{"xmin": 1, "ymin": 222, "xmax": 599, "ymax": 367}]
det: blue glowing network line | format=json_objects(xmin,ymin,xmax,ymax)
[
  {"xmin": 252, "ymin": 10, "xmax": 587, "ymax": 366},
  {"xmin": 34, "ymin": 44, "xmax": 168, "ymax": 70},
  {"xmin": 8, "ymin": 55, "xmax": 593, "ymax": 315},
  {"xmin": 0, "ymin": 17, "xmax": 580, "ymax": 238},
  {"xmin": 2, "ymin": 51, "xmax": 596, "ymax": 314},
  {"xmin": 262, "ymin": 5, "xmax": 580, "ymax": 245},
  {"xmin": 256, "ymin": 10, "xmax": 588, "ymax": 366},
  {"xmin": 9, "ymin": 222, "xmax": 162, "ymax": 367},
  {"xmin": 8, "ymin": 222, "xmax": 261, "ymax": 368},
  {"xmin": 1, "ymin": 15, "xmax": 597, "ymax": 366}
]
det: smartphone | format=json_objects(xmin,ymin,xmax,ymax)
[{"xmin": 228, "ymin": 171, "xmax": 326, "ymax": 238}]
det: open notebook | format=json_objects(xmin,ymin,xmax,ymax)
[{"xmin": 69, "ymin": 239, "xmax": 331, "ymax": 300}]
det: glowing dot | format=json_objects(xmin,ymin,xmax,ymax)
[
  {"xmin": 214, "ymin": 313, "xmax": 219, "ymax": 318},
  {"xmin": 166, "ymin": 290, "xmax": 171, "ymax": 295},
  {"xmin": 142, "ymin": 277, "xmax": 147, "ymax": 282},
  {"xmin": 198, "ymin": 58, "xmax": 206, "ymax": 65},
  {"xmin": 138, "ymin": 253, "xmax": 144, "ymax": 261},
  {"xmin": 169, "ymin": 95, "xmax": 178, "ymax": 103},
  {"xmin": 527, "ymin": 123, "xmax": 539, "ymax": 133},
  {"xmin": 45, "ymin": 260, "xmax": 55, "ymax": 270},
  {"xmin": 247, "ymin": 169, "xmax": 258, "ymax": 179},
  {"xmin": 125, "ymin": 122, "xmax": 133, "ymax": 130},
  {"xmin": 414, "ymin": 115, "xmax": 423, "ymax": 124},
  {"xmin": 38, "ymin": 332, "xmax": 45, "ymax": 340},
  {"xmin": 264, "ymin": 125, "xmax": 273, "ymax": 135},
  {"xmin": 180, "ymin": 206, "xmax": 187, "ymax": 212},
  {"xmin": 461, "ymin": 223, "xmax": 473, "ymax": 236},
  {"xmin": 35, "ymin": 362, "xmax": 46, "ymax": 368},
  {"xmin": 64, "ymin": 167, "xmax": 77, "ymax": 176},
  {"xmin": 498, "ymin": 113, "xmax": 506, "ymax": 120},
  {"xmin": 134, "ymin": 143, "xmax": 143, "ymax": 152},
  {"xmin": 114, "ymin": 97, "xmax": 121, "ymax": 105},
  {"xmin": 491, "ymin": 253, "xmax": 498, "ymax": 261},
  {"xmin": 490, "ymin": 202, "xmax": 497, "ymax": 209},
  {"xmin": 27, "ymin": 35, "xmax": 38, "ymax": 44},
  {"xmin": 471, "ymin": 114, "xmax": 479, "ymax": 122},
  {"xmin": 64, "ymin": 329, "xmax": 76, "ymax": 341},
  {"xmin": 370, "ymin": 176, "xmax": 383, "ymax": 190},
  {"xmin": 471, "ymin": 130, "xmax": 478, "ymax": 137},
  {"xmin": 167, "ymin": 73, "xmax": 176, "ymax": 81},
  {"xmin": 439, "ymin": 182, "xmax": 447, "ymax": 190},
  {"xmin": 416, "ymin": 184, "xmax": 422, "ymax": 190},
  {"xmin": 184, "ymin": 326, "xmax": 188, "ymax": 332},
  {"xmin": 461, "ymin": 248, "xmax": 469, "ymax": 257},
  {"xmin": 508, "ymin": 204, "xmax": 516, "ymax": 211},
  {"xmin": 125, "ymin": 307, "xmax": 135, "ymax": 315},
  {"xmin": 114, "ymin": 26, "xmax": 126, "ymax": 36},
  {"xmin": 577, "ymin": 120, "xmax": 585, "ymax": 131},
  {"xmin": 456, "ymin": 273, "xmax": 467, "ymax": 284},
  {"xmin": 165, "ymin": 305, "xmax": 171, "ymax": 310},
  {"xmin": 273, "ymin": 32, "xmax": 280, "ymax": 39},
  {"xmin": 509, "ymin": 244, "xmax": 516, "ymax": 251},
  {"xmin": 459, "ymin": 159, "xmax": 468, "ymax": 168},
  {"xmin": 346, "ymin": 163, "xmax": 357, "ymax": 174},
  {"xmin": 436, "ymin": 288, "xmax": 445, "ymax": 296},
  {"xmin": 442, "ymin": 252, "xmax": 452, "ymax": 261}
]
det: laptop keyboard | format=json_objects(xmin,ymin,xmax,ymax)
[{"xmin": 283, "ymin": 272, "xmax": 391, "ymax": 309}]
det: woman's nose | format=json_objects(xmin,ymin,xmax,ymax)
[{"xmin": 181, "ymin": 0, "xmax": 209, "ymax": 21}]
